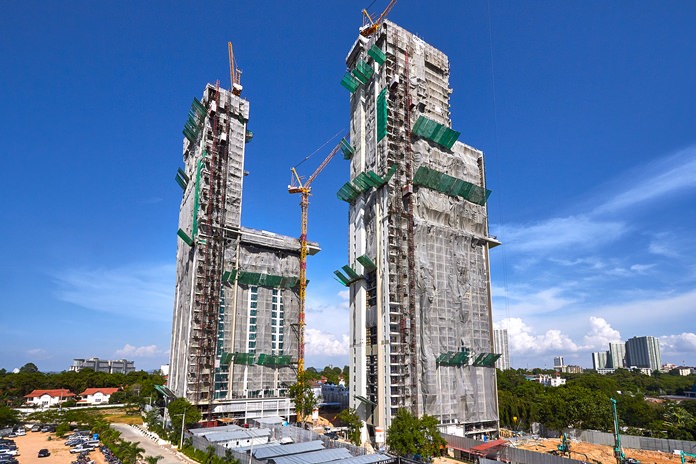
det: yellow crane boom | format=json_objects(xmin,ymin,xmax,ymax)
[
  {"xmin": 360, "ymin": 0, "xmax": 398, "ymax": 37},
  {"xmin": 228, "ymin": 41, "xmax": 243, "ymax": 95},
  {"xmin": 288, "ymin": 142, "xmax": 342, "ymax": 420}
]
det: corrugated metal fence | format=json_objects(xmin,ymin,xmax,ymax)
[
  {"xmin": 443, "ymin": 434, "xmax": 586, "ymax": 464},
  {"xmin": 570, "ymin": 429, "xmax": 696, "ymax": 454}
]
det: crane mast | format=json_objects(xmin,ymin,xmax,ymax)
[
  {"xmin": 228, "ymin": 41, "xmax": 243, "ymax": 95},
  {"xmin": 288, "ymin": 142, "xmax": 342, "ymax": 421}
]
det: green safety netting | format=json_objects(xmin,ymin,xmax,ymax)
[
  {"xmin": 175, "ymin": 167, "xmax": 189, "ymax": 190},
  {"xmin": 413, "ymin": 166, "xmax": 491, "ymax": 206},
  {"xmin": 183, "ymin": 98, "xmax": 207, "ymax": 143},
  {"xmin": 352, "ymin": 59, "xmax": 374, "ymax": 84},
  {"xmin": 221, "ymin": 269, "xmax": 299, "ymax": 288},
  {"xmin": 340, "ymin": 138, "xmax": 355, "ymax": 160},
  {"xmin": 472, "ymin": 353, "xmax": 501, "ymax": 367},
  {"xmin": 356, "ymin": 254, "xmax": 377, "ymax": 272},
  {"xmin": 412, "ymin": 115, "xmax": 460, "ymax": 150},
  {"xmin": 233, "ymin": 352, "xmax": 256, "ymax": 365},
  {"xmin": 177, "ymin": 228, "xmax": 194, "ymax": 247},
  {"xmin": 341, "ymin": 72, "xmax": 360, "ymax": 93},
  {"xmin": 377, "ymin": 88, "xmax": 387, "ymax": 141},
  {"xmin": 219, "ymin": 352, "xmax": 234, "ymax": 366},
  {"xmin": 342, "ymin": 265, "xmax": 360, "ymax": 280},
  {"xmin": 257, "ymin": 354, "xmax": 293, "ymax": 368},
  {"xmin": 368, "ymin": 44, "xmax": 386, "ymax": 65},
  {"xmin": 334, "ymin": 263, "xmax": 363, "ymax": 287},
  {"xmin": 437, "ymin": 350, "xmax": 470, "ymax": 367},
  {"xmin": 336, "ymin": 164, "xmax": 397, "ymax": 203}
]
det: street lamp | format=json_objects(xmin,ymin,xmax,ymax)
[{"xmin": 174, "ymin": 409, "xmax": 186, "ymax": 450}]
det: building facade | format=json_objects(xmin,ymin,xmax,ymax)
[
  {"xmin": 168, "ymin": 84, "xmax": 315, "ymax": 420},
  {"xmin": 69, "ymin": 358, "xmax": 135, "ymax": 374},
  {"xmin": 341, "ymin": 21, "xmax": 499, "ymax": 442},
  {"xmin": 592, "ymin": 351, "xmax": 609, "ymax": 370},
  {"xmin": 608, "ymin": 342, "xmax": 626, "ymax": 369},
  {"xmin": 625, "ymin": 336, "xmax": 662, "ymax": 372},
  {"xmin": 24, "ymin": 389, "xmax": 75, "ymax": 407},
  {"xmin": 494, "ymin": 329, "xmax": 510, "ymax": 370}
]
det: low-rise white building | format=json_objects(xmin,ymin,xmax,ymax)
[
  {"xmin": 78, "ymin": 387, "xmax": 120, "ymax": 405},
  {"xmin": 24, "ymin": 389, "xmax": 75, "ymax": 407}
]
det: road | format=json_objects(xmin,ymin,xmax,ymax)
[{"xmin": 111, "ymin": 423, "xmax": 191, "ymax": 464}]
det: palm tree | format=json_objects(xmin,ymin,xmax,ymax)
[{"xmin": 144, "ymin": 456, "xmax": 164, "ymax": 464}]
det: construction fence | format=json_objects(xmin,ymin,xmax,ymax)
[
  {"xmin": 443, "ymin": 434, "xmax": 586, "ymax": 464},
  {"xmin": 563, "ymin": 429, "xmax": 696, "ymax": 454}
]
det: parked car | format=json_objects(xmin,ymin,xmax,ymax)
[
  {"xmin": 70, "ymin": 445, "xmax": 93, "ymax": 454},
  {"xmin": 31, "ymin": 424, "xmax": 41, "ymax": 432},
  {"xmin": 38, "ymin": 449, "xmax": 50, "ymax": 458},
  {"xmin": 0, "ymin": 457, "xmax": 18, "ymax": 464}
]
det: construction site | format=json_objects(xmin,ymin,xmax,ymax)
[{"xmin": 168, "ymin": 1, "xmax": 500, "ymax": 444}]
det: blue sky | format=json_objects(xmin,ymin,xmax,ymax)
[{"xmin": 1, "ymin": 1, "xmax": 695, "ymax": 373}]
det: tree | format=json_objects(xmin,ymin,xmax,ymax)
[
  {"xmin": 288, "ymin": 373, "xmax": 317, "ymax": 422},
  {"xmin": 19, "ymin": 362, "xmax": 39, "ymax": 373},
  {"xmin": 386, "ymin": 409, "xmax": 420, "ymax": 457},
  {"xmin": 386, "ymin": 409, "xmax": 445, "ymax": 459},
  {"xmin": 336, "ymin": 408, "xmax": 362, "ymax": 445},
  {"xmin": 168, "ymin": 397, "xmax": 201, "ymax": 441},
  {"xmin": 0, "ymin": 406, "xmax": 19, "ymax": 427},
  {"xmin": 145, "ymin": 456, "xmax": 164, "ymax": 464}
]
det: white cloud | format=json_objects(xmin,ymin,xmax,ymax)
[
  {"xmin": 26, "ymin": 348, "xmax": 52, "ymax": 360},
  {"xmin": 53, "ymin": 263, "xmax": 175, "ymax": 321},
  {"xmin": 497, "ymin": 287, "xmax": 576, "ymax": 318},
  {"xmin": 114, "ymin": 344, "xmax": 164, "ymax": 358},
  {"xmin": 305, "ymin": 328, "xmax": 349, "ymax": 356},
  {"xmin": 583, "ymin": 317, "xmax": 622, "ymax": 349},
  {"xmin": 593, "ymin": 145, "xmax": 696, "ymax": 214},
  {"xmin": 498, "ymin": 317, "xmax": 583, "ymax": 354},
  {"xmin": 659, "ymin": 333, "xmax": 696, "ymax": 356}
]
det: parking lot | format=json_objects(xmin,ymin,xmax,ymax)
[{"xmin": 6, "ymin": 431, "xmax": 107, "ymax": 464}]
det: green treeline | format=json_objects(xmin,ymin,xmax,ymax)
[{"xmin": 497, "ymin": 369, "xmax": 696, "ymax": 440}]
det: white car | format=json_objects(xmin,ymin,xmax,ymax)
[{"xmin": 70, "ymin": 445, "xmax": 93, "ymax": 454}]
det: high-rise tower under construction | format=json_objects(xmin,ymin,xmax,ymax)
[
  {"xmin": 169, "ymin": 84, "xmax": 317, "ymax": 420},
  {"xmin": 337, "ymin": 21, "xmax": 500, "ymax": 440}
]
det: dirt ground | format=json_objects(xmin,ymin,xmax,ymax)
[
  {"xmin": 512, "ymin": 437, "xmax": 686, "ymax": 464},
  {"xmin": 10, "ymin": 431, "xmax": 107, "ymax": 464}
]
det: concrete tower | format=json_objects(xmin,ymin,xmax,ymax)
[
  {"xmin": 169, "ymin": 84, "xmax": 316, "ymax": 420},
  {"xmin": 625, "ymin": 336, "xmax": 662, "ymax": 372},
  {"xmin": 494, "ymin": 329, "xmax": 510, "ymax": 370},
  {"xmin": 340, "ymin": 21, "xmax": 500, "ymax": 441}
]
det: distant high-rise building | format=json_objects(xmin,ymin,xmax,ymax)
[
  {"xmin": 625, "ymin": 336, "xmax": 661, "ymax": 372},
  {"xmin": 608, "ymin": 342, "xmax": 626, "ymax": 369},
  {"xmin": 553, "ymin": 356, "xmax": 565, "ymax": 370},
  {"xmin": 70, "ymin": 358, "xmax": 135, "ymax": 374},
  {"xmin": 494, "ymin": 329, "xmax": 510, "ymax": 370},
  {"xmin": 592, "ymin": 351, "xmax": 609, "ymax": 370}
]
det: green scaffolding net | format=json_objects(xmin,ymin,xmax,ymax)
[
  {"xmin": 183, "ymin": 98, "xmax": 207, "ymax": 143},
  {"xmin": 219, "ymin": 352, "xmax": 234, "ymax": 366},
  {"xmin": 257, "ymin": 354, "xmax": 293, "ymax": 368},
  {"xmin": 340, "ymin": 138, "xmax": 355, "ymax": 160},
  {"xmin": 336, "ymin": 164, "xmax": 397, "ymax": 203},
  {"xmin": 368, "ymin": 44, "xmax": 386, "ymax": 65},
  {"xmin": 221, "ymin": 269, "xmax": 298, "ymax": 288},
  {"xmin": 437, "ymin": 350, "xmax": 470, "ymax": 367},
  {"xmin": 377, "ymin": 88, "xmax": 387, "ymax": 141},
  {"xmin": 341, "ymin": 72, "xmax": 360, "ymax": 93},
  {"xmin": 233, "ymin": 352, "xmax": 256, "ymax": 365},
  {"xmin": 356, "ymin": 254, "xmax": 377, "ymax": 272},
  {"xmin": 352, "ymin": 59, "xmax": 374, "ymax": 84},
  {"xmin": 472, "ymin": 353, "xmax": 501, "ymax": 367},
  {"xmin": 412, "ymin": 115, "xmax": 460, "ymax": 150},
  {"xmin": 177, "ymin": 228, "xmax": 194, "ymax": 247},
  {"xmin": 413, "ymin": 166, "xmax": 491, "ymax": 206}
]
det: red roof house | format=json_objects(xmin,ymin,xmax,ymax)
[
  {"xmin": 78, "ymin": 387, "xmax": 120, "ymax": 404},
  {"xmin": 24, "ymin": 389, "xmax": 75, "ymax": 407}
]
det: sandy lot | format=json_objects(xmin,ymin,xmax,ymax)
[
  {"xmin": 9, "ymin": 431, "xmax": 107, "ymax": 464},
  {"xmin": 513, "ymin": 437, "xmax": 686, "ymax": 464}
]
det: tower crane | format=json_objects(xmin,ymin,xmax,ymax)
[
  {"xmin": 228, "ymin": 41, "xmax": 243, "ymax": 96},
  {"xmin": 287, "ymin": 141, "xmax": 342, "ymax": 419},
  {"xmin": 360, "ymin": 0, "xmax": 398, "ymax": 37}
]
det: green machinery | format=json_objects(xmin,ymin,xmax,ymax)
[
  {"xmin": 611, "ymin": 397, "xmax": 640, "ymax": 464},
  {"xmin": 681, "ymin": 451, "xmax": 696, "ymax": 464},
  {"xmin": 557, "ymin": 433, "xmax": 571, "ymax": 457}
]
